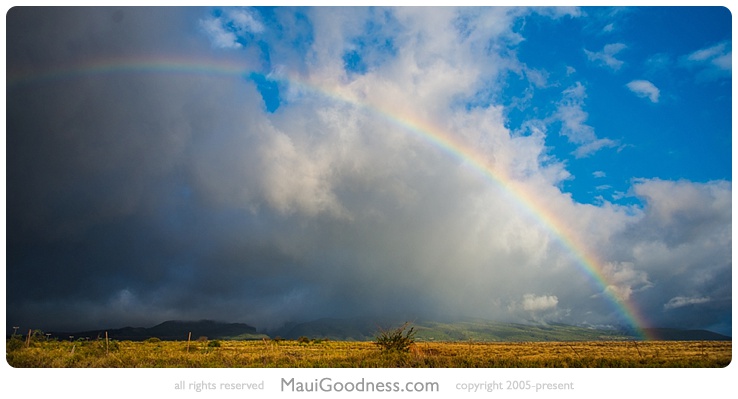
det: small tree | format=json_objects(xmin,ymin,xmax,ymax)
[{"xmin": 375, "ymin": 322, "xmax": 416, "ymax": 353}]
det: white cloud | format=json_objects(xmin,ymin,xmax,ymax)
[
  {"xmin": 664, "ymin": 296, "xmax": 711, "ymax": 310},
  {"xmin": 199, "ymin": 17, "xmax": 242, "ymax": 49},
  {"xmin": 228, "ymin": 7, "xmax": 265, "ymax": 34},
  {"xmin": 530, "ymin": 6, "xmax": 582, "ymax": 19},
  {"xmin": 553, "ymin": 82, "xmax": 618, "ymax": 157},
  {"xmin": 688, "ymin": 42, "xmax": 728, "ymax": 62},
  {"xmin": 682, "ymin": 41, "xmax": 732, "ymax": 80},
  {"xmin": 593, "ymin": 171, "xmax": 606, "ymax": 178},
  {"xmin": 573, "ymin": 138, "xmax": 618, "ymax": 158},
  {"xmin": 522, "ymin": 294, "xmax": 559, "ymax": 312},
  {"xmin": 600, "ymin": 262, "xmax": 653, "ymax": 302},
  {"xmin": 584, "ymin": 42, "xmax": 627, "ymax": 70},
  {"xmin": 630, "ymin": 179, "xmax": 731, "ymax": 232},
  {"xmin": 626, "ymin": 80, "xmax": 660, "ymax": 103},
  {"xmin": 199, "ymin": 7, "xmax": 265, "ymax": 49},
  {"xmin": 711, "ymin": 53, "xmax": 731, "ymax": 70},
  {"xmin": 257, "ymin": 129, "xmax": 349, "ymax": 218},
  {"xmin": 524, "ymin": 67, "xmax": 549, "ymax": 88}
]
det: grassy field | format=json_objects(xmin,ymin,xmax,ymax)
[{"xmin": 6, "ymin": 337, "xmax": 731, "ymax": 368}]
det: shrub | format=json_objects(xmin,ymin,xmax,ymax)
[
  {"xmin": 145, "ymin": 337, "xmax": 161, "ymax": 343},
  {"xmin": 375, "ymin": 322, "xmax": 416, "ymax": 353},
  {"xmin": 208, "ymin": 340, "xmax": 222, "ymax": 348},
  {"xmin": 297, "ymin": 336, "xmax": 311, "ymax": 344}
]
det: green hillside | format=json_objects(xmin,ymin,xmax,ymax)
[
  {"xmin": 277, "ymin": 318, "xmax": 636, "ymax": 342},
  {"xmin": 412, "ymin": 319, "xmax": 632, "ymax": 342}
]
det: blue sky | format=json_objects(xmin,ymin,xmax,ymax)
[
  {"xmin": 6, "ymin": 6, "xmax": 732, "ymax": 338},
  {"xmin": 501, "ymin": 7, "xmax": 732, "ymax": 205}
]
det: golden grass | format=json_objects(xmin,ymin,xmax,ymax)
[{"xmin": 6, "ymin": 338, "xmax": 731, "ymax": 368}]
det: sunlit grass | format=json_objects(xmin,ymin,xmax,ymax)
[{"xmin": 7, "ymin": 338, "xmax": 731, "ymax": 368}]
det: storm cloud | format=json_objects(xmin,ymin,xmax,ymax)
[{"xmin": 6, "ymin": 7, "xmax": 731, "ymax": 336}]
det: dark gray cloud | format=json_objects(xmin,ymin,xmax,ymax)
[{"xmin": 6, "ymin": 7, "xmax": 731, "ymax": 336}]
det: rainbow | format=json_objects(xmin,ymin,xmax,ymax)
[
  {"xmin": 290, "ymin": 76, "xmax": 651, "ymax": 340},
  {"xmin": 7, "ymin": 56, "xmax": 651, "ymax": 339}
]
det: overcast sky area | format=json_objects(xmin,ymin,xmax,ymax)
[{"xmin": 5, "ymin": 7, "xmax": 732, "ymax": 336}]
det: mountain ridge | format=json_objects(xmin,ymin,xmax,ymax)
[
  {"xmin": 46, "ymin": 319, "xmax": 268, "ymax": 341},
  {"xmin": 41, "ymin": 318, "xmax": 730, "ymax": 342}
]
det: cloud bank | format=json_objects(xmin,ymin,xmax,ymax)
[{"xmin": 6, "ymin": 7, "xmax": 731, "ymax": 336}]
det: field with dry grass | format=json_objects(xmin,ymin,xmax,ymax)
[{"xmin": 6, "ymin": 337, "xmax": 731, "ymax": 368}]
